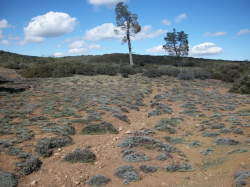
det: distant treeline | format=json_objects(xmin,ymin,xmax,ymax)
[{"xmin": 0, "ymin": 50, "xmax": 249, "ymax": 94}]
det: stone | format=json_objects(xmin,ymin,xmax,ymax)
[
  {"xmin": 31, "ymin": 180, "xmax": 38, "ymax": 186},
  {"xmin": 126, "ymin": 130, "xmax": 132, "ymax": 134}
]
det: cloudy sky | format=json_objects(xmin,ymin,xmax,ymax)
[{"xmin": 0, "ymin": 0, "xmax": 249, "ymax": 60}]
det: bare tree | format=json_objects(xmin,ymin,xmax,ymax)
[{"xmin": 114, "ymin": 2, "xmax": 141, "ymax": 67}]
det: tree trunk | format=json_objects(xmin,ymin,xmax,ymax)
[
  {"xmin": 127, "ymin": 20, "xmax": 133, "ymax": 67},
  {"xmin": 128, "ymin": 39, "xmax": 133, "ymax": 67}
]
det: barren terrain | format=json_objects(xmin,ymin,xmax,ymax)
[{"xmin": 0, "ymin": 67, "xmax": 250, "ymax": 187}]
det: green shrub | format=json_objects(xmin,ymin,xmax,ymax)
[
  {"xmin": 229, "ymin": 76, "xmax": 250, "ymax": 94},
  {"xmin": 95, "ymin": 64, "xmax": 117, "ymax": 76},
  {"xmin": 20, "ymin": 63, "xmax": 55, "ymax": 78},
  {"xmin": 221, "ymin": 69, "xmax": 240, "ymax": 83},
  {"xmin": 161, "ymin": 65, "xmax": 180, "ymax": 77},
  {"xmin": 211, "ymin": 72, "xmax": 222, "ymax": 80},
  {"xmin": 120, "ymin": 65, "xmax": 136, "ymax": 75},
  {"xmin": 142, "ymin": 66, "xmax": 162, "ymax": 78},
  {"xmin": 193, "ymin": 68, "xmax": 212, "ymax": 79},
  {"xmin": 178, "ymin": 69, "xmax": 195, "ymax": 80},
  {"xmin": 74, "ymin": 63, "xmax": 96, "ymax": 76}
]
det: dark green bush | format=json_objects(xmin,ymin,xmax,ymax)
[
  {"xmin": 63, "ymin": 148, "xmax": 96, "ymax": 163},
  {"xmin": 120, "ymin": 65, "xmax": 136, "ymax": 75},
  {"xmin": 20, "ymin": 63, "xmax": 55, "ymax": 78},
  {"xmin": 230, "ymin": 76, "xmax": 250, "ymax": 94},
  {"xmin": 95, "ymin": 64, "xmax": 117, "ymax": 76},
  {"xmin": 193, "ymin": 68, "xmax": 212, "ymax": 79},
  {"xmin": 52, "ymin": 65, "xmax": 74, "ymax": 78},
  {"xmin": 211, "ymin": 72, "xmax": 222, "ymax": 80},
  {"xmin": 178, "ymin": 69, "xmax": 195, "ymax": 80},
  {"xmin": 74, "ymin": 63, "xmax": 96, "ymax": 76},
  {"xmin": 81, "ymin": 121, "xmax": 118, "ymax": 135},
  {"xmin": 0, "ymin": 171, "xmax": 18, "ymax": 187},
  {"xmin": 142, "ymin": 66, "xmax": 162, "ymax": 78},
  {"xmin": 160, "ymin": 66, "xmax": 180, "ymax": 77},
  {"xmin": 221, "ymin": 69, "xmax": 240, "ymax": 83}
]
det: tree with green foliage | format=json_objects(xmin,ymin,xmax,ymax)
[
  {"xmin": 114, "ymin": 2, "xmax": 141, "ymax": 67},
  {"xmin": 163, "ymin": 28, "xmax": 189, "ymax": 67}
]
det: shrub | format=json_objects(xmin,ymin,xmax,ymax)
[
  {"xmin": 193, "ymin": 68, "xmax": 212, "ymax": 79},
  {"xmin": 42, "ymin": 124, "xmax": 76, "ymax": 136},
  {"xmin": 5, "ymin": 146, "xmax": 23, "ymax": 156},
  {"xmin": 188, "ymin": 141, "xmax": 201, "ymax": 148},
  {"xmin": 87, "ymin": 175, "xmax": 111, "ymax": 186},
  {"xmin": 234, "ymin": 170, "xmax": 250, "ymax": 187},
  {"xmin": 213, "ymin": 138, "xmax": 240, "ymax": 145},
  {"xmin": 114, "ymin": 165, "xmax": 141, "ymax": 185},
  {"xmin": 0, "ymin": 172, "xmax": 18, "ymax": 187},
  {"xmin": 20, "ymin": 63, "xmax": 55, "ymax": 78},
  {"xmin": 63, "ymin": 148, "xmax": 96, "ymax": 163},
  {"xmin": 122, "ymin": 151, "xmax": 150, "ymax": 162},
  {"xmin": 161, "ymin": 65, "xmax": 180, "ymax": 77},
  {"xmin": 230, "ymin": 76, "xmax": 250, "ymax": 94},
  {"xmin": 221, "ymin": 69, "xmax": 241, "ymax": 83},
  {"xmin": 35, "ymin": 136, "xmax": 73, "ymax": 157},
  {"xmin": 120, "ymin": 65, "xmax": 136, "ymax": 75},
  {"xmin": 142, "ymin": 65, "xmax": 162, "ymax": 78},
  {"xmin": 211, "ymin": 72, "xmax": 222, "ymax": 80},
  {"xmin": 200, "ymin": 148, "xmax": 214, "ymax": 155},
  {"xmin": 121, "ymin": 73, "xmax": 129, "ymax": 78},
  {"xmin": 16, "ymin": 154, "xmax": 42, "ymax": 175},
  {"xmin": 118, "ymin": 136, "xmax": 162, "ymax": 148},
  {"xmin": 81, "ymin": 121, "xmax": 118, "ymax": 135},
  {"xmin": 74, "ymin": 63, "xmax": 96, "ymax": 76},
  {"xmin": 178, "ymin": 69, "xmax": 195, "ymax": 80},
  {"xmin": 95, "ymin": 64, "xmax": 117, "ymax": 76},
  {"xmin": 52, "ymin": 66, "xmax": 73, "ymax": 78},
  {"xmin": 202, "ymin": 131, "xmax": 220, "ymax": 137},
  {"xmin": 140, "ymin": 165, "xmax": 157, "ymax": 173}
]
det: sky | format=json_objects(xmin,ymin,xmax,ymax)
[{"xmin": 0, "ymin": 0, "xmax": 250, "ymax": 61}]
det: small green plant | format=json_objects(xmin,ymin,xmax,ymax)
[{"xmin": 240, "ymin": 148, "xmax": 248, "ymax": 153}]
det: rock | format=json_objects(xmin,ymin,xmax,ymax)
[
  {"xmin": 126, "ymin": 130, "xmax": 132, "ymax": 134},
  {"xmin": 73, "ymin": 181, "xmax": 80, "ymax": 185},
  {"xmin": 31, "ymin": 180, "xmax": 38, "ymax": 186},
  {"xmin": 58, "ymin": 148, "xmax": 62, "ymax": 152},
  {"xmin": 119, "ymin": 127, "xmax": 123, "ymax": 131}
]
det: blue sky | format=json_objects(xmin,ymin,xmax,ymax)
[{"xmin": 0, "ymin": 0, "xmax": 249, "ymax": 61}]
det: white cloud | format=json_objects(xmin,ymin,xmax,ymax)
[
  {"xmin": 57, "ymin": 44, "xmax": 61, "ymax": 47},
  {"xmin": 68, "ymin": 48, "xmax": 89, "ymax": 54},
  {"xmin": 203, "ymin": 31, "xmax": 226, "ymax": 36},
  {"xmin": 175, "ymin": 13, "xmax": 187, "ymax": 23},
  {"xmin": 84, "ymin": 23, "xmax": 122, "ymax": 41},
  {"xmin": 24, "ymin": 11, "xmax": 78, "ymax": 43},
  {"xmin": 88, "ymin": 0, "xmax": 130, "ymax": 8},
  {"xmin": 53, "ymin": 52, "xmax": 65, "ymax": 57},
  {"xmin": 86, "ymin": 43, "xmax": 102, "ymax": 49},
  {"xmin": 16, "ymin": 40, "xmax": 27, "ymax": 46},
  {"xmin": 237, "ymin": 29, "xmax": 249, "ymax": 35},
  {"xmin": 84, "ymin": 23, "xmax": 167, "ymax": 41},
  {"xmin": 0, "ymin": 40, "xmax": 11, "ymax": 45},
  {"xmin": 146, "ymin": 45, "xmax": 166, "ymax": 53},
  {"xmin": 0, "ymin": 30, "xmax": 4, "ymax": 39},
  {"xmin": 68, "ymin": 40, "xmax": 86, "ymax": 48},
  {"xmin": 0, "ymin": 19, "xmax": 11, "ymax": 29},
  {"xmin": 189, "ymin": 42, "xmax": 223, "ymax": 57},
  {"xmin": 162, "ymin": 19, "xmax": 171, "ymax": 26},
  {"xmin": 133, "ymin": 25, "xmax": 167, "ymax": 41}
]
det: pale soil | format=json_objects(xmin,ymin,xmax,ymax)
[{"xmin": 0, "ymin": 67, "xmax": 250, "ymax": 187}]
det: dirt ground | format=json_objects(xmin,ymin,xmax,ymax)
[{"xmin": 0, "ymin": 67, "xmax": 250, "ymax": 187}]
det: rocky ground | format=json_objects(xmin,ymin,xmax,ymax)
[{"xmin": 0, "ymin": 67, "xmax": 250, "ymax": 187}]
